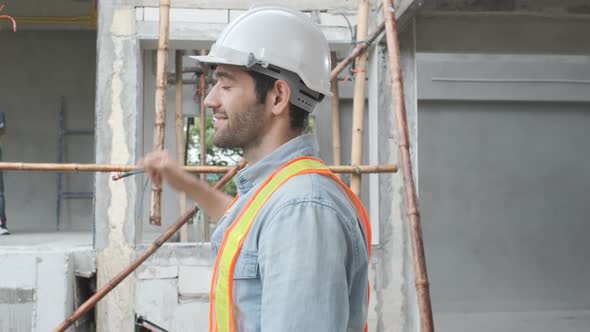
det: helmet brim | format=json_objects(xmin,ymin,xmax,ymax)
[{"xmin": 189, "ymin": 55, "xmax": 243, "ymax": 67}]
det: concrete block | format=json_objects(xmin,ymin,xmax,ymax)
[
  {"xmin": 178, "ymin": 265, "xmax": 212, "ymax": 297},
  {"xmin": 34, "ymin": 252, "xmax": 72, "ymax": 332},
  {"xmin": 0, "ymin": 303, "xmax": 34, "ymax": 332},
  {"xmin": 143, "ymin": 8, "xmax": 228, "ymax": 23},
  {"xmin": 135, "ymin": 279, "xmax": 178, "ymax": 331},
  {"xmin": 174, "ymin": 301, "xmax": 210, "ymax": 331},
  {"xmin": 136, "ymin": 265, "xmax": 179, "ymax": 280},
  {"xmin": 139, "ymin": 243, "xmax": 212, "ymax": 267},
  {"xmin": 0, "ymin": 253, "xmax": 37, "ymax": 289}
]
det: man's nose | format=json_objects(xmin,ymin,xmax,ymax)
[{"xmin": 204, "ymin": 85, "xmax": 220, "ymax": 109}]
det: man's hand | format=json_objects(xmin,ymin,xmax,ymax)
[
  {"xmin": 138, "ymin": 150, "xmax": 235, "ymax": 222},
  {"xmin": 138, "ymin": 150, "xmax": 178, "ymax": 188}
]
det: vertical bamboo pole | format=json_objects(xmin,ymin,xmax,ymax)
[
  {"xmin": 383, "ymin": 1, "xmax": 434, "ymax": 331},
  {"xmin": 198, "ymin": 49, "xmax": 209, "ymax": 240},
  {"xmin": 175, "ymin": 50, "xmax": 189, "ymax": 242},
  {"xmin": 149, "ymin": 0, "xmax": 171, "ymax": 226},
  {"xmin": 330, "ymin": 52, "xmax": 342, "ymax": 180},
  {"xmin": 349, "ymin": 0, "xmax": 370, "ymax": 195}
]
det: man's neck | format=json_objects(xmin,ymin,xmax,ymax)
[{"xmin": 243, "ymin": 131, "xmax": 302, "ymax": 165}]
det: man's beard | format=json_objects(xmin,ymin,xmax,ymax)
[{"xmin": 212, "ymin": 103, "xmax": 266, "ymax": 150}]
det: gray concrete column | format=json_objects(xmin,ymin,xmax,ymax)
[{"xmin": 94, "ymin": 1, "xmax": 141, "ymax": 331}]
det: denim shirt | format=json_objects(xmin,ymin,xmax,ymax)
[{"xmin": 210, "ymin": 135, "xmax": 369, "ymax": 332}]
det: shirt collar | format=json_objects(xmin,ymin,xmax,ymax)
[{"xmin": 234, "ymin": 134, "xmax": 320, "ymax": 195}]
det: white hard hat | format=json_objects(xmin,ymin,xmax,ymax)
[{"xmin": 192, "ymin": 4, "xmax": 332, "ymax": 112}]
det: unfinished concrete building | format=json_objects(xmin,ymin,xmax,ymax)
[{"xmin": 1, "ymin": 0, "xmax": 589, "ymax": 331}]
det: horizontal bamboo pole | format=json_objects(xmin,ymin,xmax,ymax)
[
  {"xmin": 53, "ymin": 160, "xmax": 247, "ymax": 332},
  {"xmin": 0, "ymin": 162, "xmax": 397, "ymax": 174}
]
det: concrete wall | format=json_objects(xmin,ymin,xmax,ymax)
[
  {"xmin": 419, "ymin": 101, "xmax": 590, "ymax": 331},
  {"xmin": 416, "ymin": 12, "xmax": 590, "ymax": 332},
  {"xmin": 0, "ymin": 31, "xmax": 96, "ymax": 233}
]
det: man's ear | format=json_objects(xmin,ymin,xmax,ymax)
[{"xmin": 268, "ymin": 80, "xmax": 291, "ymax": 116}]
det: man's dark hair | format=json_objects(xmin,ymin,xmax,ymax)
[{"xmin": 246, "ymin": 70, "xmax": 309, "ymax": 132}]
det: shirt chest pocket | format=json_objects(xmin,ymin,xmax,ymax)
[{"xmin": 233, "ymin": 249, "xmax": 259, "ymax": 280}]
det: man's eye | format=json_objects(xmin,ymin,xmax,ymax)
[{"xmin": 222, "ymin": 86, "xmax": 231, "ymax": 90}]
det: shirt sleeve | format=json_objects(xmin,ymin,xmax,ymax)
[{"xmin": 258, "ymin": 200, "xmax": 355, "ymax": 332}]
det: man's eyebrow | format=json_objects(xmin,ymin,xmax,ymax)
[{"xmin": 213, "ymin": 70, "xmax": 237, "ymax": 81}]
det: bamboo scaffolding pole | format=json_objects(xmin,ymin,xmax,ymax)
[
  {"xmin": 383, "ymin": 0, "xmax": 434, "ymax": 331},
  {"xmin": 349, "ymin": 0, "xmax": 370, "ymax": 195},
  {"xmin": 175, "ymin": 50, "xmax": 189, "ymax": 242},
  {"xmin": 0, "ymin": 162, "xmax": 397, "ymax": 174},
  {"xmin": 53, "ymin": 160, "xmax": 247, "ymax": 332},
  {"xmin": 330, "ymin": 21, "xmax": 385, "ymax": 81},
  {"xmin": 330, "ymin": 52, "xmax": 342, "ymax": 180},
  {"xmin": 149, "ymin": 0, "xmax": 171, "ymax": 226},
  {"xmin": 198, "ymin": 49, "xmax": 210, "ymax": 240}
]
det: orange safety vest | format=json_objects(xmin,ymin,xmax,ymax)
[{"xmin": 209, "ymin": 156, "xmax": 372, "ymax": 332}]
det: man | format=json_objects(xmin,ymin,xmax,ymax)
[
  {"xmin": 141, "ymin": 4, "xmax": 371, "ymax": 331},
  {"xmin": 0, "ymin": 112, "xmax": 8, "ymax": 235}
]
